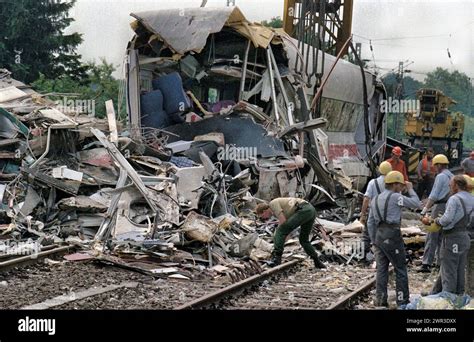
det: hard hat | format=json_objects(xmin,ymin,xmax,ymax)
[
  {"xmin": 392, "ymin": 146, "xmax": 402, "ymax": 156},
  {"xmin": 463, "ymin": 175, "xmax": 474, "ymax": 188},
  {"xmin": 385, "ymin": 171, "xmax": 405, "ymax": 184},
  {"xmin": 432, "ymin": 154, "xmax": 449, "ymax": 165},
  {"xmin": 424, "ymin": 222, "xmax": 441, "ymax": 233},
  {"xmin": 378, "ymin": 161, "xmax": 392, "ymax": 175}
]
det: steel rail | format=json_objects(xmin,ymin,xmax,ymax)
[{"xmin": 175, "ymin": 259, "xmax": 302, "ymax": 310}]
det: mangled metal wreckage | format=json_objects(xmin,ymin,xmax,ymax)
[
  {"xmin": 0, "ymin": 7, "xmax": 387, "ymax": 276},
  {"xmin": 125, "ymin": 7, "xmax": 386, "ymax": 208}
]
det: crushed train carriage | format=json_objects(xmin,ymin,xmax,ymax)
[{"xmin": 125, "ymin": 7, "xmax": 388, "ymax": 211}]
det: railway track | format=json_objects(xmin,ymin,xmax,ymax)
[
  {"xmin": 176, "ymin": 260, "xmax": 377, "ymax": 310},
  {"xmin": 1, "ymin": 255, "xmax": 376, "ymax": 310},
  {"xmin": 0, "ymin": 245, "xmax": 74, "ymax": 273}
]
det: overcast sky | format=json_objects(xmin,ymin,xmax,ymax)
[{"xmin": 69, "ymin": 0, "xmax": 474, "ymax": 81}]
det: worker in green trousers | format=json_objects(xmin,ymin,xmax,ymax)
[{"xmin": 256, "ymin": 198, "xmax": 326, "ymax": 269}]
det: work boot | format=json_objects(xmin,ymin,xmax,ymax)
[
  {"xmin": 417, "ymin": 264, "xmax": 431, "ymax": 273},
  {"xmin": 374, "ymin": 297, "xmax": 388, "ymax": 308},
  {"xmin": 312, "ymin": 256, "xmax": 326, "ymax": 269},
  {"xmin": 267, "ymin": 252, "xmax": 282, "ymax": 267}
]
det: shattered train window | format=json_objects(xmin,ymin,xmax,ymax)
[{"xmin": 319, "ymin": 98, "xmax": 363, "ymax": 132}]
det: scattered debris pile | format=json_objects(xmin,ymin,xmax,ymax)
[{"xmin": 0, "ymin": 67, "xmax": 376, "ymax": 281}]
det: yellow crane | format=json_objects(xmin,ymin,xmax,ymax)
[{"xmin": 405, "ymin": 88, "xmax": 465, "ymax": 167}]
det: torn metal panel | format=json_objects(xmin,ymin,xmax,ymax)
[
  {"xmin": 151, "ymin": 181, "xmax": 180, "ymax": 225},
  {"xmin": 0, "ymin": 108, "xmax": 29, "ymax": 138},
  {"xmin": 91, "ymin": 128, "xmax": 162, "ymax": 214},
  {"xmin": 175, "ymin": 165, "xmax": 206, "ymax": 209},
  {"xmin": 94, "ymin": 169, "xmax": 128, "ymax": 243},
  {"xmin": 112, "ymin": 188, "xmax": 153, "ymax": 240},
  {"xmin": 131, "ymin": 7, "xmax": 241, "ymax": 55},
  {"xmin": 19, "ymin": 186, "xmax": 41, "ymax": 216}
]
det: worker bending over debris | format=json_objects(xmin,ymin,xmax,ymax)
[
  {"xmin": 418, "ymin": 154, "xmax": 454, "ymax": 273},
  {"xmin": 426, "ymin": 175, "xmax": 473, "ymax": 295},
  {"xmin": 256, "ymin": 198, "xmax": 326, "ymax": 269},
  {"xmin": 367, "ymin": 171, "xmax": 422, "ymax": 307},
  {"xmin": 360, "ymin": 161, "xmax": 393, "ymax": 262}
]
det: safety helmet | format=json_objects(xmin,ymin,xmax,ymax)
[
  {"xmin": 432, "ymin": 154, "xmax": 449, "ymax": 165},
  {"xmin": 385, "ymin": 171, "xmax": 405, "ymax": 184},
  {"xmin": 378, "ymin": 161, "xmax": 392, "ymax": 175},
  {"xmin": 392, "ymin": 146, "xmax": 402, "ymax": 156},
  {"xmin": 463, "ymin": 175, "xmax": 474, "ymax": 188}
]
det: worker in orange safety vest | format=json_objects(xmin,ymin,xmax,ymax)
[
  {"xmin": 417, "ymin": 147, "xmax": 436, "ymax": 199},
  {"xmin": 386, "ymin": 146, "xmax": 409, "ymax": 181}
]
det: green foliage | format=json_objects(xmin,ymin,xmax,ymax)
[
  {"xmin": 464, "ymin": 116, "xmax": 474, "ymax": 150},
  {"xmin": 382, "ymin": 74, "xmax": 423, "ymax": 100},
  {"xmin": 382, "ymin": 68, "xmax": 473, "ymax": 147},
  {"xmin": 262, "ymin": 17, "xmax": 283, "ymax": 28},
  {"xmin": 424, "ymin": 67, "xmax": 472, "ymax": 116},
  {"xmin": 32, "ymin": 59, "xmax": 126, "ymax": 120},
  {"xmin": 0, "ymin": 0, "xmax": 86, "ymax": 83}
]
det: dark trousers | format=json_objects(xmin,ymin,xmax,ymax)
[
  {"xmin": 466, "ymin": 239, "xmax": 474, "ymax": 296},
  {"xmin": 431, "ymin": 231, "xmax": 470, "ymax": 295},
  {"xmin": 273, "ymin": 203, "xmax": 318, "ymax": 259},
  {"xmin": 416, "ymin": 176, "xmax": 434, "ymax": 199},
  {"xmin": 374, "ymin": 225, "xmax": 409, "ymax": 306},
  {"xmin": 422, "ymin": 203, "xmax": 446, "ymax": 266},
  {"xmin": 362, "ymin": 223, "xmax": 372, "ymax": 256}
]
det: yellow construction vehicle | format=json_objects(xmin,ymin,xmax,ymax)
[{"xmin": 404, "ymin": 88, "xmax": 465, "ymax": 167}]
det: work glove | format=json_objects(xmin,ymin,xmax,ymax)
[
  {"xmin": 423, "ymin": 221, "xmax": 441, "ymax": 233},
  {"xmin": 420, "ymin": 207, "xmax": 428, "ymax": 216}
]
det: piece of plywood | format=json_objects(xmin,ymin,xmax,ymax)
[
  {"xmin": 0, "ymin": 86, "xmax": 27, "ymax": 103},
  {"xmin": 21, "ymin": 282, "xmax": 138, "ymax": 309}
]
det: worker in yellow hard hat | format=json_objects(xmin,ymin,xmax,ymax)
[
  {"xmin": 359, "ymin": 161, "xmax": 392, "ymax": 264},
  {"xmin": 366, "ymin": 171, "xmax": 422, "ymax": 307},
  {"xmin": 425, "ymin": 175, "xmax": 473, "ymax": 295},
  {"xmin": 418, "ymin": 154, "xmax": 454, "ymax": 273},
  {"xmin": 464, "ymin": 174, "xmax": 474, "ymax": 195}
]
